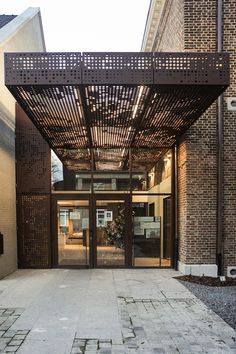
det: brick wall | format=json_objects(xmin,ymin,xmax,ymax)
[
  {"xmin": 145, "ymin": 0, "xmax": 236, "ymax": 272},
  {"xmin": 153, "ymin": 0, "xmax": 184, "ymax": 52},
  {"xmin": 177, "ymin": 137, "xmax": 187, "ymax": 262},
  {"xmin": 184, "ymin": 0, "xmax": 217, "ymax": 52},
  {"xmin": 179, "ymin": 0, "xmax": 218, "ymax": 265},
  {"xmin": 149, "ymin": 0, "xmax": 218, "ymax": 266},
  {"xmin": 183, "ymin": 104, "xmax": 218, "ymax": 264}
]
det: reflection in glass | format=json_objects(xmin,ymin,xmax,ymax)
[
  {"xmin": 75, "ymin": 174, "xmax": 91, "ymax": 191},
  {"xmin": 57, "ymin": 200, "xmax": 89, "ymax": 266},
  {"xmin": 148, "ymin": 150, "xmax": 172, "ymax": 193},
  {"xmin": 96, "ymin": 200, "xmax": 125, "ymax": 266},
  {"xmin": 93, "ymin": 173, "xmax": 130, "ymax": 191},
  {"xmin": 51, "ymin": 150, "xmax": 64, "ymax": 191},
  {"xmin": 131, "ymin": 172, "xmax": 147, "ymax": 191},
  {"xmin": 132, "ymin": 195, "xmax": 172, "ymax": 267}
]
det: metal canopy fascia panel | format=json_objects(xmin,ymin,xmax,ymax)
[
  {"xmin": 5, "ymin": 52, "xmax": 230, "ymax": 171},
  {"xmin": 5, "ymin": 52, "xmax": 229, "ymax": 86}
]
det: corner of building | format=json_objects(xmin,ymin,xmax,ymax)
[{"xmin": 0, "ymin": 7, "xmax": 45, "ymax": 279}]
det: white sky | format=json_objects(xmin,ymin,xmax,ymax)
[{"xmin": 0, "ymin": 0, "xmax": 150, "ymax": 52}]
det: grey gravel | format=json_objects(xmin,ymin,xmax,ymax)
[{"xmin": 178, "ymin": 280, "xmax": 236, "ymax": 330}]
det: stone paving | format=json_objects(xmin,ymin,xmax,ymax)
[
  {"xmin": 0, "ymin": 269, "xmax": 235, "ymax": 353},
  {"xmin": 0, "ymin": 309, "xmax": 29, "ymax": 353}
]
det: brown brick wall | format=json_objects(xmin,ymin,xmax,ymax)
[
  {"xmin": 179, "ymin": 0, "xmax": 218, "ymax": 265},
  {"xmin": 147, "ymin": 0, "xmax": 236, "ymax": 270},
  {"xmin": 177, "ymin": 137, "xmax": 187, "ymax": 261},
  {"xmin": 151, "ymin": 0, "xmax": 218, "ymax": 266},
  {"xmin": 153, "ymin": 0, "xmax": 184, "ymax": 52},
  {"xmin": 184, "ymin": 0, "xmax": 217, "ymax": 52},
  {"xmin": 151, "ymin": 0, "xmax": 236, "ymax": 271},
  {"xmin": 222, "ymin": 0, "xmax": 236, "ymax": 269},
  {"xmin": 183, "ymin": 104, "xmax": 218, "ymax": 264}
]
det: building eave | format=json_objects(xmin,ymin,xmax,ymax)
[{"xmin": 141, "ymin": 0, "xmax": 166, "ymax": 52}]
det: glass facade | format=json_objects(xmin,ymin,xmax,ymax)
[
  {"xmin": 132, "ymin": 195, "xmax": 172, "ymax": 267},
  {"xmin": 53, "ymin": 149, "xmax": 173, "ymax": 268}
]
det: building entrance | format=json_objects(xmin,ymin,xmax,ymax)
[
  {"xmin": 94, "ymin": 198, "xmax": 128, "ymax": 266},
  {"xmin": 52, "ymin": 191, "xmax": 173, "ymax": 268},
  {"xmin": 53, "ymin": 194, "xmax": 131, "ymax": 268},
  {"xmin": 57, "ymin": 199, "xmax": 90, "ymax": 266}
]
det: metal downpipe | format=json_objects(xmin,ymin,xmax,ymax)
[{"xmin": 216, "ymin": 0, "xmax": 224, "ymax": 275}]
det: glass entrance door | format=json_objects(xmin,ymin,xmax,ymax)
[
  {"xmin": 95, "ymin": 199, "xmax": 127, "ymax": 266},
  {"xmin": 57, "ymin": 200, "xmax": 90, "ymax": 266}
]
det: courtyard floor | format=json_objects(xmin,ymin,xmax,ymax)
[{"xmin": 0, "ymin": 269, "xmax": 235, "ymax": 354}]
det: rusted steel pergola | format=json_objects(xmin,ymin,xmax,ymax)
[{"xmin": 5, "ymin": 52, "xmax": 229, "ymax": 171}]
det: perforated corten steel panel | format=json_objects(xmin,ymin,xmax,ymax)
[
  {"xmin": 132, "ymin": 149, "xmax": 165, "ymax": 171},
  {"xmin": 5, "ymin": 52, "xmax": 82, "ymax": 85},
  {"xmin": 94, "ymin": 148, "xmax": 128, "ymax": 170},
  {"xmin": 16, "ymin": 105, "xmax": 51, "ymax": 193},
  {"xmin": 82, "ymin": 52, "xmax": 153, "ymax": 84},
  {"xmin": 58, "ymin": 148, "xmax": 91, "ymax": 171},
  {"xmin": 133, "ymin": 85, "xmax": 222, "ymax": 148},
  {"xmin": 5, "ymin": 52, "xmax": 229, "ymax": 171},
  {"xmin": 153, "ymin": 53, "xmax": 229, "ymax": 84},
  {"xmin": 17, "ymin": 194, "xmax": 50, "ymax": 268}
]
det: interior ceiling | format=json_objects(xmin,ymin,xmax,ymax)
[{"xmin": 5, "ymin": 52, "xmax": 229, "ymax": 171}]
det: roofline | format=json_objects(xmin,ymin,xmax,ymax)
[
  {"xmin": 141, "ymin": 0, "xmax": 166, "ymax": 52},
  {"xmin": 0, "ymin": 7, "xmax": 46, "ymax": 51},
  {"xmin": 141, "ymin": 0, "xmax": 153, "ymax": 51}
]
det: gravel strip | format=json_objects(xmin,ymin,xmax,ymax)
[{"xmin": 178, "ymin": 280, "xmax": 236, "ymax": 330}]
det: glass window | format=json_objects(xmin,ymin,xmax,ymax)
[
  {"xmin": 51, "ymin": 150, "xmax": 64, "ymax": 191},
  {"xmin": 75, "ymin": 174, "xmax": 92, "ymax": 191},
  {"xmin": 57, "ymin": 200, "xmax": 90, "ymax": 266},
  {"xmin": 93, "ymin": 173, "xmax": 130, "ymax": 191},
  {"xmin": 131, "ymin": 172, "xmax": 147, "ymax": 191},
  {"xmin": 147, "ymin": 150, "xmax": 172, "ymax": 193},
  {"xmin": 96, "ymin": 200, "xmax": 125, "ymax": 266},
  {"xmin": 132, "ymin": 194, "xmax": 172, "ymax": 267}
]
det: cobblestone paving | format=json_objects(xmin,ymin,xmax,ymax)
[
  {"xmin": 0, "ymin": 309, "xmax": 29, "ymax": 353},
  {"xmin": 70, "ymin": 296, "xmax": 236, "ymax": 354},
  {"xmin": 118, "ymin": 296, "xmax": 236, "ymax": 354}
]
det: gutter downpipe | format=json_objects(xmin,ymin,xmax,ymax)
[
  {"xmin": 216, "ymin": 0, "xmax": 224, "ymax": 275},
  {"xmin": 174, "ymin": 145, "xmax": 178, "ymax": 270}
]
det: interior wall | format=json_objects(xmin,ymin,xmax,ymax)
[{"xmin": 0, "ymin": 9, "xmax": 45, "ymax": 278}]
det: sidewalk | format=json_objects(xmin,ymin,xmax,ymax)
[{"xmin": 0, "ymin": 269, "xmax": 235, "ymax": 353}]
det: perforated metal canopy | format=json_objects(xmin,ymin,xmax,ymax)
[{"xmin": 5, "ymin": 52, "xmax": 229, "ymax": 171}]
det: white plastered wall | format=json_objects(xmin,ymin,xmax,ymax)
[{"xmin": 0, "ymin": 8, "xmax": 45, "ymax": 279}]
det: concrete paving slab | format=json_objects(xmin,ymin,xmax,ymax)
[{"xmin": 0, "ymin": 269, "xmax": 235, "ymax": 354}]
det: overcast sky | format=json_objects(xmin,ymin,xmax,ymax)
[{"xmin": 0, "ymin": 0, "xmax": 150, "ymax": 52}]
